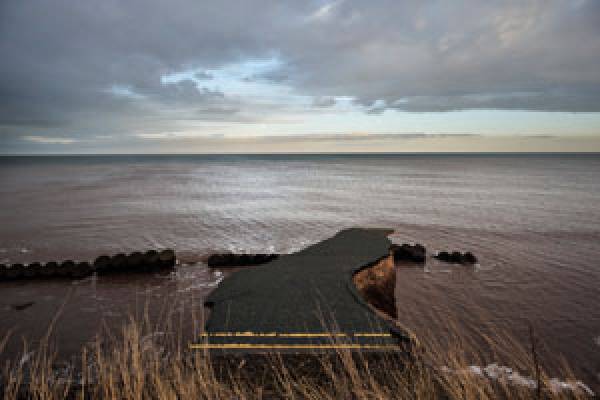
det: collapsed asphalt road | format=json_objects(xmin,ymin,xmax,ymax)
[{"xmin": 195, "ymin": 228, "xmax": 412, "ymax": 353}]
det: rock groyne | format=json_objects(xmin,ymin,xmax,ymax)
[{"xmin": 0, "ymin": 249, "xmax": 176, "ymax": 282}]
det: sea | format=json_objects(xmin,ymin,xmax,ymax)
[{"xmin": 0, "ymin": 154, "xmax": 599, "ymax": 389}]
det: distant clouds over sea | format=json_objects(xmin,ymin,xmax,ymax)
[{"xmin": 1, "ymin": 1, "xmax": 600, "ymax": 153}]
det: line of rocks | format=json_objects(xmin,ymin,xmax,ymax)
[
  {"xmin": 390, "ymin": 243, "xmax": 427, "ymax": 263},
  {"xmin": 390, "ymin": 244, "xmax": 477, "ymax": 265},
  {"xmin": 0, "ymin": 249, "xmax": 176, "ymax": 282},
  {"xmin": 434, "ymin": 250, "xmax": 477, "ymax": 264}
]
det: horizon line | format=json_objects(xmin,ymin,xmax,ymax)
[{"xmin": 2, "ymin": 151, "xmax": 600, "ymax": 157}]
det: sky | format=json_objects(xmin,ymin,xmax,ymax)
[{"xmin": 1, "ymin": 0, "xmax": 600, "ymax": 154}]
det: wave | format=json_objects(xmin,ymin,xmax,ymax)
[{"xmin": 440, "ymin": 363, "xmax": 594, "ymax": 396}]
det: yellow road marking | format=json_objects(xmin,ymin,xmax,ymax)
[
  {"xmin": 353, "ymin": 333, "xmax": 392, "ymax": 337},
  {"xmin": 189, "ymin": 343, "xmax": 401, "ymax": 350},
  {"xmin": 198, "ymin": 332, "xmax": 392, "ymax": 338}
]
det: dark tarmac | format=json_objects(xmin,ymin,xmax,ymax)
[{"xmin": 195, "ymin": 228, "xmax": 412, "ymax": 353}]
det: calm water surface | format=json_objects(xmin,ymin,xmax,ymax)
[{"xmin": 0, "ymin": 154, "xmax": 599, "ymax": 388}]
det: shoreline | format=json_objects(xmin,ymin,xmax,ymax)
[{"xmin": 0, "ymin": 228, "xmax": 595, "ymax": 398}]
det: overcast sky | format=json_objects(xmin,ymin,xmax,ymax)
[{"xmin": 1, "ymin": 0, "xmax": 600, "ymax": 153}]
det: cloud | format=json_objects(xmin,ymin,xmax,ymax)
[
  {"xmin": 387, "ymin": 91, "xmax": 600, "ymax": 113},
  {"xmin": 194, "ymin": 71, "xmax": 213, "ymax": 80},
  {"xmin": 306, "ymin": 0, "xmax": 344, "ymax": 22},
  {"xmin": 1, "ymin": 0, "xmax": 600, "ymax": 152},
  {"xmin": 286, "ymin": 0, "xmax": 600, "ymax": 112},
  {"xmin": 312, "ymin": 96, "xmax": 337, "ymax": 108},
  {"xmin": 22, "ymin": 136, "xmax": 77, "ymax": 144},
  {"xmin": 244, "ymin": 132, "xmax": 478, "ymax": 143},
  {"xmin": 134, "ymin": 131, "xmax": 222, "ymax": 140}
]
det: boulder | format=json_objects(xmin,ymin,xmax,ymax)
[
  {"xmin": 25, "ymin": 262, "xmax": 41, "ymax": 278},
  {"xmin": 8, "ymin": 264, "xmax": 24, "ymax": 279},
  {"xmin": 142, "ymin": 250, "xmax": 160, "ymax": 271},
  {"xmin": 109, "ymin": 253, "xmax": 128, "ymax": 271},
  {"xmin": 450, "ymin": 251, "xmax": 462, "ymax": 263},
  {"xmin": 126, "ymin": 251, "xmax": 145, "ymax": 271},
  {"xmin": 93, "ymin": 255, "xmax": 111, "ymax": 275},
  {"xmin": 33, "ymin": 262, "xmax": 45, "ymax": 275},
  {"xmin": 71, "ymin": 262, "xmax": 93, "ymax": 279},
  {"xmin": 390, "ymin": 243, "xmax": 426, "ymax": 263},
  {"xmin": 43, "ymin": 261, "xmax": 59, "ymax": 276},
  {"xmin": 158, "ymin": 249, "xmax": 176, "ymax": 268},
  {"xmin": 59, "ymin": 260, "xmax": 76, "ymax": 277},
  {"xmin": 436, "ymin": 251, "xmax": 450, "ymax": 262},
  {"xmin": 461, "ymin": 252, "xmax": 478, "ymax": 264}
]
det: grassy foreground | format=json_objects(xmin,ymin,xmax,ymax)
[
  {"xmin": 0, "ymin": 312, "xmax": 593, "ymax": 399},
  {"xmin": 0, "ymin": 258, "xmax": 595, "ymax": 399}
]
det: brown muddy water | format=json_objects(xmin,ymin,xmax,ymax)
[{"xmin": 0, "ymin": 154, "xmax": 599, "ymax": 390}]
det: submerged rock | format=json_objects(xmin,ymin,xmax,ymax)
[
  {"xmin": 207, "ymin": 253, "xmax": 279, "ymax": 268},
  {"xmin": 390, "ymin": 243, "xmax": 426, "ymax": 263},
  {"xmin": 12, "ymin": 301, "xmax": 34, "ymax": 311}
]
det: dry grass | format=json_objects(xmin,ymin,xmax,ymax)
[{"xmin": 0, "ymin": 266, "xmax": 595, "ymax": 399}]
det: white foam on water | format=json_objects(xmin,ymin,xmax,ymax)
[
  {"xmin": 441, "ymin": 363, "xmax": 594, "ymax": 396},
  {"xmin": 468, "ymin": 365, "xmax": 483, "ymax": 375},
  {"xmin": 177, "ymin": 282, "xmax": 214, "ymax": 292},
  {"xmin": 547, "ymin": 378, "xmax": 595, "ymax": 396},
  {"xmin": 175, "ymin": 264, "xmax": 224, "ymax": 293},
  {"xmin": 483, "ymin": 364, "xmax": 536, "ymax": 389},
  {"xmin": 285, "ymin": 239, "xmax": 313, "ymax": 254},
  {"xmin": 474, "ymin": 262, "xmax": 495, "ymax": 272}
]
